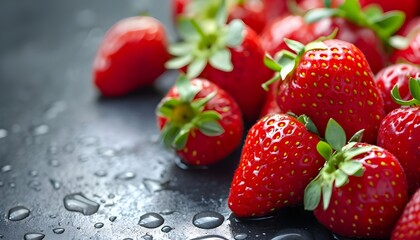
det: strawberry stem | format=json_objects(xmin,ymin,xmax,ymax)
[{"xmin": 391, "ymin": 77, "xmax": 420, "ymax": 106}]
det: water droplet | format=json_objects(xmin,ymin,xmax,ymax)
[
  {"xmin": 8, "ymin": 206, "xmax": 30, "ymax": 221},
  {"xmin": 78, "ymin": 154, "xmax": 90, "ymax": 162},
  {"xmin": 0, "ymin": 181, "xmax": 4, "ymax": 187},
  {"xmin": 53, "ymin": 228, "xmax": 65, "ymax": 234},
  {"xmin": 123, "ymin": 238, "xmax": 134, "ymax": 240},
  {"xmin": 142, "ymin": 234, "xmax": 153, "ymax": 240},
  {"xmin": 79, "ymin": 136, "xmax": 99, "ymax": 147},
  {"xmin": 115, "ymin": 172, "xmax": 136, "ymax": 181},
  {"xmin": 44, "ymin": 101, "xmax": 66, "ymax": 120},
  {"xmin": 108, "ymin": 193, "xmax": 115, "ymax": 199},
  {"xmin": 143, "ymin": 178, "xmax": 169, "ymax": 193},
  {"xmin": 28, "ymin": 180, "xmax": 42, "ymax": 191},
  {"xmin": 1, "ymin": 165, "xmax": 12, "ymax": 173},
  {"xmin": 97, "ymin": 147, "xmax": 116, "ymax": 158},
  {"xmin": 49, "ymin": 179, "xmax": 62, "ymax": 190},
  {"xmin": 63, "ymin": 143, "xmax": 75, "ymax": 153},
  {"xmin": 138, "ymin": 212, "xmax": 164, "ymax": 229},
  {"xmin": 190, "ymin": 235, "xmax": 228, "ymax": 240},
  {"xmin": 271, "ymin": 229, "xmax": 313, "ymax": 240},
  {"xmin": 109, "ymin": 216, "xmax": 117, "ymax": 222},
  {"xmin": 94, "ymin": 222, "xmax": 104, "ymax": 228},
  {"xmin": 9, "ymin": 182, "xmax": 15, "ymax": 188},
  {"xmin": 0, "ymin": 129, "xmax": 8, "ymax": 139},
  {"xmin": 161, "ymin": 225, "xmax": 173, "ymax": 233},
  {"xmin": 47, "ymin": 145, "xmax": 60, "ymax": 155},
  {"xmin": 48, "ymin": 159, "xmax": 60, "ymax": 167},
  {"xmin": 24, "ymin": 233, "xmax": 45, "ymax": 240},
  {"xmin": 49, "ymin": 214, "xmax": 57, "ymax": 219},
  {"xmin": 234, "ymin": 233, "xmax": 248, "ymax": 240},
  {"xmin": 28, "ymin": 170, "xmax": 38, "ymax": 177},
  {"xmin": 94, "ymin": 170, "xmax": 107, "ymax": 177},
  {"xmin": 63, "ymin": 193, "xmax": 100, "ymax": 215},
  {"xmin": 31, "ymin": 124, "xmax": 49, "ymax": 136},
  {"xmin": 192, "ymin": 211, "xmax": 224, "ymax": 229}
]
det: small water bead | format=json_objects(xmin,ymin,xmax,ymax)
[
  {"xmin": 63, "ymin": 193, "xmax": 100, "ymax": 215},
  {"xmin": 28, "ymin": 180, "xmax": 42, "ymax": 191},
  {"xmin": 142, "ymin": 234, "xmax": 153, "ymax": 240},
  {"xmin": 94, "ymin": 170, "xmax": 107, "ymax": 177},
  {"xmin": 44, "ymin": 101, "xmax": 66, "ymax": 120},
  {"xmin": 115, "ymin": 172, "xmax": 136, "ymax": 181},
  {"xmin": 234, "ymin": 233, "xmax": 248, "ymax": 240},
  {"xmin": 190, "ymin": 235, "xmax": 228, "ymax": 240},
  {"xmin": 0, "ymin": 181, "xmax": 4, "ymax": 187},
  {"xmin": 79, "ymin": 136, "xmax": 99, "ymax": 146},
  {"xmin": 63, "ymin": 143, "xmax": 75, "ymax": 153},
  {"xmin": 49, "ymin": 179, "xmax": 62, "ymax": 190},
  {"xmin": 32, "ymin": 124, "xmax": 49, "ymax": 136},
  {"xmin": 0, "ymin": 129, "xmax": 7, "ymax": 139},
  {"xmin": 23, "ymin": 233, "xmax": 45, "ymax": 240},
  {"xmin": 192, "ymin": 211, "xmax": 224, "ymax": 229},
  {"xmin": 94, "ymin": 222, "xmax": 104, "ymax": 228},
  {"xmin": 8, "ymin": 206, "xmax": 30, "ymax": 221},
  {"xmin": 138, "ymin": 212, "xmax": 164, "ymax": 229},
  {"xmin": 9, "ymin": 182, "xmax": 15, "ymax": 188},
  {"xmin": 1, "ymin": 165, "xmax": 12, "ymax": 173},
  {"xmin": 143, "ymin": 178, "xmax": 169, "ymax": 193},
  {"xmin": 28, "ymin": 170, "xmax": 38, "ymax": 177},
  {"xmin": 161, "ymin": 225, "xmax": 173, "ymax": 233},
  {"xmin": 97, "ymin": 147, "xmax": 116, "ymax": 158},
  {"xmin": 52, "ymin": 228, "xmax": 65, "ymax": 234},
  {"xmin": 47, "ymin": 145, "xmax": 60, "ymax": 155},
  {"xmin": 123, "ymin": 238, "xmax": 134, "ymax": 240},
  {"xmin": 108, "ymin": 193, "xmax": 115, "ymax": 199},
  {"xmin": 48, "ymin": 159, "xmax": 60, "ymax": 167},
  {"xmin": 109, "ymin": 216, "xmax": 117, "ymax": 222}
]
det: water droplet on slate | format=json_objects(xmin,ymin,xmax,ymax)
[
  {"xmin": 0, "ymin": 181, "xmax": 4, "ymax": 187},
  {"xmin": 9, "ymin": 182, "xmax": 15, "ymax": 188},
  {"xmin": 29, "ymin": 170, "xmax": 38, "ymax": 177},
  {"xmin": 94, "ymin": 170, "xmax": 107, "ymax": 177},
  {"xmin": 108, "ymin": 193, "xmax": 115, "ymax": 199},
  {"xmin": 28, "ymin": 180, "xmax": 42, "ymax": 191},
  {"xmin": 143, "ymin": 178, "xmax": 168, "ymax": 193},
  {"xmin": 94, "ymin": 222, "xmax": 104, "ymax": 228},
  {"xmin": 161, "ymin": 225, "xmax": 173, "ymax": 233},
  {"xmin": 44, "ymin": 101, "xmax": 66, "ymax": 120},
  {"xmin": 97, "ymin": 147, "xmax": 116, "ymax": 158},
  {"xmin": 79, "ymin": 136, "xmax": 99, "ymax": 146},
  {"xmin": 49, "ymin": 214, "xmax": 57, "ymax": 219},
  {"xmin": 115, "ymin": 172, "xmax": 136, "ymax": 181},
  {"xmin": 49, "ymin": 179, "xmax": 61, "ymax": 190},
  {"xmin": 24, "ymin": 233, "xmax": 45, "ymax": 240},
  {"xmin": 109, "ymin": 216, "xmax": 117, "ymax": 222},
  {"xmin": 8, "ymin": 206, "xmax": 30, "ymax": 221},
  {"xmin": 63, "ymin": 143, "xmax": 75, "ymax": 153},
  {"xmin": 32, "ymin": 124, "xmax": 49, "ymax": 136},
  {"xmin": 123, "ymin": 238, "xmax": 133, "ymax": 240},
  {"xmin": 190, "ymin": 235, "xmax": 228, "ymax": 240},
  {"xmin": 1, "ymin": 165, "xmax": 12, "ymax": 173},
  {"xmin": 48, "ymin": 159, "xmax": 60, "ymax": 167},
  {"xmin": 271, "ymin": 229, "xmax": 313, "ymax": 240},
  {"xmin": 47, "ymin": 145, "xmax": 59, "ymax": 155},
  {"xmin": 0, "ymin": 234, "xmax": 3, "ymax": 238},
  {"xmin": 234, "ymin": 233, "xmax": 248, "ymax": 240},
  {"xmin": 63, "ymin": 193, "xmax": 99, "ymax": 215},
  {"xmin": 78, "ymin": 154, "xmax": 90, "ymax": 162},
  {"xmin": 142, "ymin": 234, "xmax": 153, "ymax": 240},
  {"xmin": 192, "ymin": 211, "xmax": 224, "ymax": 229},
  {"xmin": 0, "ymin": 129, "xmax": 8, "ymax": 139},
  {"xmin": 138, "ymin": 212, "xmax": 164, "ymax": 229},
  {"xmin": 53, "ymin": 228, "xmax": 65, "ymax": 234}
]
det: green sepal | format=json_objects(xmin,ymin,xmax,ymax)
[
  {"xmin": 264, "ymin": 54, "xmax": 282, "ymax": 72},
  {"xmin": 317, "ymin": 141, "xmax": 333, "ymax": 161},
  {"xmin": 169, "ymin": 42, "xmax": 194, "ymax": 56},
  {"xmin": 209, "ymin": 48, "xmax": 233, "ymax": 72},
  {"xmin": 165, "ymin": 54, "xmax": 193, "ymax": 70},
  {"xmin": 348, "ymin": 129, "xmax": 364, "ymax": 143},
  {"xmin": 321, "ymin": 176, "xmax": 334, "ymax": 210},
  {"xmin": 225, "ymin": 19, "xmax": 245, "ymax": 47},
  {"xmin": 261, "ymin": 72, "xmax": 281, "ymax": 91},
  {"xmin": 342, "ymin": 146, "xmax": 373, "ymax": 161},
  {"xmin": 199, "ymin": 120, "xmax": 224, "ymax": 136},
  {"xmin": 297, "ymin": 114, "xmax": 320, "ymax": 135},
  {"xmin": 187, "ymin": 58, "xmax": 208, "ymax": 79},
  {"xmin": 305, "ymin": 8, "xmax": 341, "ymax": 23},
  {"xmin": 215, "ymin": 0, "xmax": 228, "ymax": 26},
  {"xmin": 389, "ymin": 35, "xmax": 410, "ymax": 50},
  {"xmin": 334, "ymin": 169, "xmax": 348, "ymax": 187},
  {"xmin": 304, "ymin": 177, "xmax": 322, "ymax": 211},
  {"xmin": 325, "ymin": 118, "xmax": 346, "ymax": 151},
  {"xmin": 176, "ymin": 75, "xmax": 201, "ymax": 102},
  {"xmin": 177, "ymin": 17, "xmax": 200, "ymax": 41},
  {"xmin": 285, "ymin": 39, "xmax": 306, "ymax": 56},
  {"xmin": 173, "ymin": 123, "xmax": 193, "ymax": 149},
  {"xmin": 391, "ymin": 77, "xmax": 420, "ymax": 106},
  {"xmin": 157, "ymin": 98, "xmax": 183, "ymax": 118},
  {"xmin": 160, "ymin": 122, "xmax": 179, "ymax": 148},
  {"xmin": 339, "ymin": 160, "xmax": 363, "ymax": 176}
]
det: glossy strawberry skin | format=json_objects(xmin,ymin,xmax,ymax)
[
  {"xmin": 276, "ymin": 39, "xmax": 385, "ymax": 144},
  {"xmin": 198, "ymin": 26, "xmax": 273, "ymax": 122},
  {"xmin": 93, "ymin": 16, "xmax": 169, "ymax": 97},
  {"xmin": 391, "ymin": 188, "xmax": 420, "ymax": 240},
  {"xmin": 157, "ymin": 79, "xmax": 243, "ymax": 166},
  {"xmin": 391, "ymin": 33, "xmax": 420, "ymax": 66},
  {"xmin": 374, "ymin": 64, "xmax": 420, "ymax": 113},
  {"xmin": 228, "ymin": 0, "xmax": 267, "ymax": 34},
  {"xmin": 228, "ymin": 114, "xmax": 324, "ymax": 218},
  {"xmin": 377, "ymin": 107, "xmax": 420, "ymax": 194},
  {"xmin": 314, "ymin": 143, "xmax": 408, "ymax": 239}
]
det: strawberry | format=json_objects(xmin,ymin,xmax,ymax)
[
  {"xmin": 228, "ymin": 113, "xmax": 324, "ymax": 218},
  {"xmin": 377, "ymin": 77, "xmax": 420, "ymax": 194},
  {"xmin": 227, "ymin": 0, "xmax": 267, "ymax": 34},
  {"xmin": 166, "ymin": 1, "xmax": 272, "ymax": 122},
  {"xmin": 391, "ymin": 32, "xmax": 420, "ymax": 66},
  {"xmin": 359, "ymin": 0, "xmax": 419, "ymax": 24},
  {"xmin": 93, "ymin": 16, "xmax": 169, "ymax": 97},
  {"xmin": 264, "ymin": 37, "xmax": 385, "ymax": 144},
  {"xmin": 391, "ymin": 188, "xmax": 420, "ymax": 240},
  {"xmin": 304, "ymin": 119, "xmax": 408, "ymax": 239},
  {"xmin": 374, "ymin": 63, "xmax": 420, "ymax": 113},
  {"xmin": 156, "ymin": 75, "xmax": 243, "ymax": 166}
]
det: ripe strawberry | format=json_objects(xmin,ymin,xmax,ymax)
[
  {"xmin": 227, "ymin": 0, "xmax": 267, "ymax": 34},
  {"xmin": 304, "ymin": 119, "xmax": 408, "ymax": 239},
  {"xmin": 166, "ymin": 2, "xmax": 272, "ymax": 122},
  {"xmin": 264, "ymin": 37, "xmax": 385, "ymax": 144},
  {"xmin": 391, "ymin": 32, "xmax": 420, "ymax": 65},
  {"xmin": 156, "ymin": 76, "xmax": 243, "ymax": 166},
  {"xmin": 391, "ymin": 188, "xmax": 420, "ymax": 240},
  {"xmin": 377, "ymin": 77, "xmax": 420, "ymax": 194},
  {"xmin": 93, "ymin": 16, "xmax": 169, "ymax": 97},
  {"xmin": 374, "ymin": 63, "xmax": 420, "ymax": 113},
  {"xmin": 228, "ymin": 114, "xmax": 324, "ymax": 218}
]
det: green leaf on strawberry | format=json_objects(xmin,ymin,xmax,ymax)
[
  {"xmin": 165, "ymin": 0, "xmax": 245, "ymax": 78},
  {"xmin": 392, "ymin": 77, "xmax": 420, "ymax": 106},
  {"xmin": 157, "ymin": 75, "xmax": 224, "ymax": 150}
]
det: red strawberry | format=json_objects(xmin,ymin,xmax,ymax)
[
  {"xmin": 391, "ymin": 188, "xmax": 420, "ymax": 240},
  {"xmin": 359, "ymin": 0, "xmax": 419, "ymax": 24},
  {"xmin": 156, "ymin": 75, "xmax": 243, "ymax": 166},
  {"xmin": 264, "ymin": 37, "xmax": 385, "ymax": 144},
  {"xmin": 391, "ymin": 32, "xmax": 420, "ymax": 65},
  {"xmin": 166, "ymin": 2, "xmax": 272, "ymax": 122},
  {"xmin": 377, "ymin": 77, "xmax": 420, "ymax": 194},
  {"xmin": 228, "ymin": 114, "xmax": 324, "ymax": 218},
  {"xmin": 304, "ymin": 119, "xmax": 408, "ymax": 239},
  {"xmin": 227, "ymin": 0, "xmax": 267, "ymax": 34},
  {"xmin": 374, "ymin": 63, "xmax": 420, "ymax": 113},
  {"xmin": 93, "ymin": 16, "xmax": 169, "ymax": 97}
]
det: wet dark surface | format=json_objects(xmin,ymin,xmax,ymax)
[{"xmin": 0, "ymin": 1, "xmax": 342, "ymax": 239}]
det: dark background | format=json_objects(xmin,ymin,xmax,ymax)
[{"xmin": 0, "ymin": 1, "xmax": 342, "ymax": 239}]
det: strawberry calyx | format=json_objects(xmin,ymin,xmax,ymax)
[
  {"xmin": 305, "ymin": 0, "xmax": 408, "ymax": 49},
  {"xmin": 166, "ymin": 0, "xmax": 245, "ymax": 78},
  {"xmin": 157, "ymin": 75, "xmax": 224, "ymax": 150},
  {"xmin": 392, "ymin": 77, "xmax": 420, "ymax": 106},
  {"xmin": 303, "ymin": 118, "xmax": 371, "ymax": 211}
]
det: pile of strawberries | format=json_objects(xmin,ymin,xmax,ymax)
[{"xmin": 92, "ymin": 0, "xmax": 420, "ymax": 239}]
